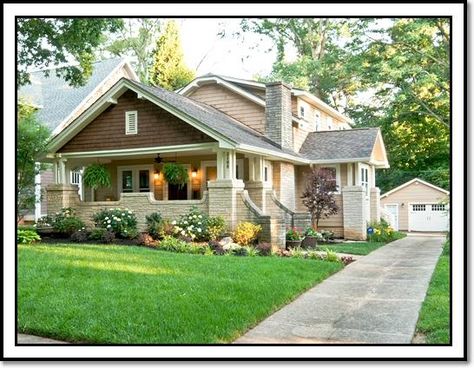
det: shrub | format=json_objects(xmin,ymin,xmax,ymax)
[
  {"xmin": 206, "ymin": 216, "xmax": 226, "ymax": 240},
  {"xmin": 92, "ymin": 208, "xmax": 137, "ymax": 238},
  {"xmin": 158, "ymin": 236, "xmax": 208, "ymax": 255},
  {"xmin": 289, "ymin": 247, "xmax": 305, "ymax": 258},
  {"xmin": 307, "ymin": 250, "xmax": 324, "ymax": 260},
  {"xmin": 325, "ymin": 248, "xmax": 340, "ymax": 263},
  {"xmin": 256, "ymin": 242, "xmax": 272, "ymax": 256},
  {"xmin": 135, "ymin": 232, "xmax": 156, "ymax": 247},
  {"xmin": 304, "ymin": 227, "xmax": 323, "ymax": 239},
  {"xmin": 246, "ymin": 247, "xmax": 259, "ymax": 257},
  {"xmin": 161, "ymin": 219, "xmax": 175, "ymax": 237},
  {"xmin": 340, "ymin": 256, "xmax": 355, "ymax": 266},
  {"xmin": 232, "ymin": 245, "xmax": 249, "ymax": 256},
  {"xmin": 233, "ymin": 222, "xmax": 262, "ymax": 246},
  {"xmin": 44, "ymin": 208, "xmax": 85, "ymax": 235},
  {"xmin": 320, "ymin": 230, "xmax": 335, "ymax": 242},
  {"xmin": 17, "ymin": 229, "xmax": 41, "ymax": 244},
  {"xmin": 286, "ymin": 227, "xmax": 303, "ymax": 241},
  {"xmin": 172, "ymin": 207, "xmax": 208, "ymax": 241},
  {"xmin": 89, "ymin": 228, "xmax": 115, "ymax": 244},
  {"xmin": 146, "ymin": 212, "xmax": 164, "ymax": 240},
  {"xmin": 367, "ymin": 219, "xmax": 404, "ymax": 243},
  {"xmin": 208, "ymin": 240, "xmax": 225, "ymax": 255},
  {"xmin": 70, "ymin": 229, "xmax": 89, "ymax": 243}
]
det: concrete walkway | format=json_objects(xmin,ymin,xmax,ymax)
[
  {"xmin": 235, "ymin": 236, "xmax": 444, "ymax": 344},
  {"xmin": 17, "ymin": 333, "xmax": 69, "ymax": 344}
]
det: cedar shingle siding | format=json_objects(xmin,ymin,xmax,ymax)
[{"xmin": 59, "ymin": 90, "xmax": 215, "ymax": 153}]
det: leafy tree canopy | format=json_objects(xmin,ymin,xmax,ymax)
[
  {"xmin": 17, "ymin": 18, "xmax": 123, "ymax": 87},
  {"xmin": 149, "ymin": 20, "xmax": 195, "ymax": 90}
]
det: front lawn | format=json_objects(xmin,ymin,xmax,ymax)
[
  {"xmin": 317, "ymin": 242, "xmax": 385, "ymax": 256},
  {"xmin": 414, "ymin": 240, "xmax": 450, "ymax": 344},
  {"xmin": 18, "ymin": 243, "xmax": 342, "ymax": 344}
]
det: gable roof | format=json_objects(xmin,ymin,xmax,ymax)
[
  {"xmin": 380, "ymin": 178, "xmax": 450, "ymax": 198},
  {"xmin": 298, "ymin": 128, "xmax": 389, "ymax": 167},
  {"xmin": 179, "ymin": 74, "xmax": 353, "ymax": 125},
  {"xmin": 48, "ymin": 78, "xmax": 304, "ymax": 163},
  {"xmin": 18, "ymin": 58, "xmax": 137, "ymax": 132}
]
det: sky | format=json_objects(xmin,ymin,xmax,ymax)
[{"xmin": 176, "ymin": 18, "xmax": 291, "ymax": 79}]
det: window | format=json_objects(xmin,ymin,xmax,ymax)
[
  {"xmin": 320, "ymin": 165, "xmax": 340, "ymax": 192},
  {"xmin": 122, "ymin": 170, "xmax": 133, "ymax": 192},
  {"xmin": 315, "ymin": 111, "xmax": 321, "ymax": 131},
  {"xmin": 70, "ymin": 170, "xmax": 81, "ymax": 185},
  {"xmin": 125, "ymin": 111, "xmax": 138, "ymax": 135},
  {"xmin": 431, "ymin": 204, "xmax": 446, "ymax": 211},
  {"xmin": 139, "ymin": 170, "xmax": 150, "ymax": 192},
  {"xmin": 360, "ymin": 166, "xmax": 369, "ymax": 195},
  {"xmin": 264, "ymin": 167, "xmax": 268, "ymax": 182},
  {"xmin": 413, "ymin": 204, "xmax": 426, "ymax": 211},
  {"xmin": 321, "ymin": 167, "xmax": 337, "ymax": 186},
  {"xmin": 299, "ymin": 106, "xmax": 305, "ymax": 118}
]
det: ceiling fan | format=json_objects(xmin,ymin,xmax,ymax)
[{"xmin": 154, "ymin": 153, "xmax": 176, "ymax": 164}]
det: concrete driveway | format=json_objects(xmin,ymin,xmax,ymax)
[{"xmin": 235, "ymin": 235, "xmax": 445, "ymax": 344}]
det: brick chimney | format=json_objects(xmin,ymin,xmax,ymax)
[{"xmin": 265, "ymin": 81, "xmax": 293, "ymax": 150}]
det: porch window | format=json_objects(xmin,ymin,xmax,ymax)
[
  {"xmin": 139, "ymin": 170, "xmax": 150, "ymax": 192},
  {"xmin": 360, "ymin": 166, "xmax": 369, "ymax": 195},
  {"xmin": 122, "ymin": 170, "xmax": 133, "ymax": 193}
]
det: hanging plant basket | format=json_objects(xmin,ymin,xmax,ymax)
[
  {"xmin": 83, "ymin": 164, "xmax": 112, "ymax": 189},
  {"xmin": 162, "ymin": 163, "xmax": 188, "ymax": 188}
]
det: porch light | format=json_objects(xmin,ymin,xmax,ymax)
[
  {"xmin": 154, "ymin": 170, "xmax": 161, "ymax": 180},
  {"xmin": 191, "ymin": 169, "xmax": 197, "ymax": 178}
]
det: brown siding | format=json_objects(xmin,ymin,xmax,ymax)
[
  {"xmin": 187, "ymin": 84, "xmax": 266, "ymax": 133},
  {"xmin": 380, "ymin": 181, "xmax": 449, "ymax": 231},
  {"xmin": 59, "ymin": 90, "xmax": 215, "ymax": 153}
]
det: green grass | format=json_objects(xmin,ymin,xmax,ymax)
[
  {"xmin": 415, "ymin": 240, "xmax": 450, "ymax": 344},
  {"xmin": 317, "ymin": 242, "xmax": 386, "ymax": 255},
  {"xmin": 18, "ymin": 243, "xmax": 343, "ymax": 344}
]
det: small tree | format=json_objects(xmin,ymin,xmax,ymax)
[
  {"xmin": 301, "ymin": 168, "xmax": 339, "ymax": 229},
  {"xmin": 17, "ymin": 108, "xmax": 50, "ymax": 223}
]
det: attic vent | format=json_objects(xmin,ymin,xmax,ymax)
[{"xmin": 125, "ymin": 111, "xmax": 138, "ymax": 135}]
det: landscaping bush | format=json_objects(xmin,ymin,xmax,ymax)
[
  {"xmin": 324, "ymin": 248, "xmax": 340, "ymax": 263},
  {"xmin": 232, "ymin": 245, "xmax": 249, "ymax": 257},
  {"xmin": 146, "ymin": 212, "xmax": 164, "ymax": 240},
  {"xmin": 159, "ymin": 236, "xmax": 209, "ymax": 255},
  {"xmin": 40, "ymin": 208, "xmax": 85, "ymax": 236},
  {"xmin": 89, "ymin": 228, "xmax": 115, "ymax": 244},
  {"xmin": 70, "ymin": 229, "xmax": 89, "ymax": 243},
  {"xmin": 286, "ymin": 227, "xmax": 303, "ymax": 241},
  {"xmin": 367, "ymin": 219, "xmax": 404, "ymax": 243},
  {"xmin": 17, "ymin": 229, "xmax": 41, "ymax": 244},
  {"xmin": 92, "ymin": 208, "xmax": 137, "ymax": 238},
  {"xmin": 233, "ymin": 222, "xmax": 262, "ymax": 246},
  {"xmin": 135, "ymin": 232, "xmax": 156, "ymax": 247},
  {"xmin": 256, "ymin": 242, "xmax": 272, "ymax": 256},
  {"xmin": 172, "ymin": 207, "xmax": 208, "ymax": 241},
  {"xmin": 206, "ymin": 216, "xmax": 226, "ymax": 240},
  {"xmin": 340, "ymin": 256, "xmax": 355, "ymax": 266},
  {"xmin": 319, "ymin": 230, "xmax": 335, "ymax": 242}
]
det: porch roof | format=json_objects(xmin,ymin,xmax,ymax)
[{"xmin": 299, "ymin": 128, "xmax": 389, "ymax": 167}]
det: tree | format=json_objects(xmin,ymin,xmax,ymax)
[
  {"xmin": 301, "ymin": 168, "xmax": 339, "ymax": 229},
  {"xmin": 17, "ymin": 18, "xmax": 123, "ymax": 87},
  {"xmin": 17, "ymin": 106, "xmax": 50, "ymax": 222},
  {"xmin": 101, "ymin": 18, "xmax": 160, "ymax": 83},
  {"xmin": 149, "ymin": 21, "xmax": 195, "ymax": 90}
]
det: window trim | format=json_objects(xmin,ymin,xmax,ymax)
[
  {"xmin": 358, "ymin": 163, "xmax": 370, "ymax": 196},
  {"xmin": 125, "ymin": 110, "xmax": 138, "ymax": 135},
  {"xmin": 117, "ymin": 164, "xmax": 153, "ymax": 197}
]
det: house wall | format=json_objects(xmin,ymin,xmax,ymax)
[
  {"xmin": 59, "ymin": 90, "xmax": 215, "ymax": 153},
  {"xmin": 40, "ymin": 167, "xmax": 55, "ymax": 215},
  {"xmin": 292, "ymin": 96, "xmax": 349, "ymax": 132},
  {"xmin": 187, "ymin": 84, "xmax": 266, "ymax": 133},
  {"xmin": 380, "ymin": 181, "xmax": 449, "ymax": 231}
]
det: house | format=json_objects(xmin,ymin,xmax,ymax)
[
  {"xmin": 18, "ymin": 58, "xmax": 139, "ymax": 221},
  {"xmin": 43, "ymin": 74, "xmax": 389, "ymax": 247},
  {"xmin": 380, "ymin": 178, "xmax": 449, "ymax": 232}
]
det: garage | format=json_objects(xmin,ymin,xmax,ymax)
[{"xmin": 380, "ymin": 178, "xmax": 449, "ymax": 232}]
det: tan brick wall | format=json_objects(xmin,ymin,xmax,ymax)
[
  {"xmin": 342, "ymin": 186, "xmax": 367, "ymax": 240},
  {"xmin": 370, "ymin": 187, "xmax": 381, "ymax": 222}
]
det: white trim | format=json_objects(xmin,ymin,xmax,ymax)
[
  {"xmin": 359, "ymin": 163, "xmax": 370, "ymax": 197},
  {"xmin": 47, "ymin": 79, "xmax": 236, "ymax": 153},
  {"xmin": 117, "ymin": 164, "xmax": 154, "ymax": 198},
  {"xmin": 381, "ymin": 178, "xmax": 450, "ymax": 199},
  {"xmin": 179, "ymin": 76, "xmax": 266, "ymax": 107},
  {"xmin": 51, "ymin": 60, "xmax": 139, "ymax": 137},
  {"xmin": 370, "ymin": 130, "xmax": 390, "ymax": 168},
  {"xmin": 237, "ymin": 144, "xmax": 308, "ymax": 164},
  {"xmin": 58, "ymin": 143, "xmax": 219, "ymax": 159},
  {"xmin": 34, "ymin": 162, "xmax": 41, "ymax": 222}
]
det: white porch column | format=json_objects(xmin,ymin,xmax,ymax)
[
  {"xmin": 53, "ymin": 161, "xmax": 59, "ymax": 184},
  {"xmin": 347, "ymin": 163, "xmax": 353, "ymax": 186},
  {"xmin": 59, "ymin": 159, "xmax": 67, "ymax": 184},
  {"xmin": 216, "ymin": 149, "xmax": 237, "ymax": 180},
  {"xmin": 34, "ymin": 162, "xmax": 41, "ymax": 221},
  {"xmin": 370, "ymin": 165, "xmax": 376, "ymax": 188}
]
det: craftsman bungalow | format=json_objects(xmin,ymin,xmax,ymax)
[{"xmin": 44, "ymin": 73, "xmax": 389, "ymax": 247}]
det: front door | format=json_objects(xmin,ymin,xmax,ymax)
[
  {"xmin": 168, "ymin": 183, "xmax": 188, "ymax": 200},
  {"xmin": 384, "ymin": 204, "xmax": 399, "ymax": 231}
]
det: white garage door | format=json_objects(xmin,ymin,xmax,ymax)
[{"xmin": 409, "ymin": 204, "xmax": 449, "ymax": 232}]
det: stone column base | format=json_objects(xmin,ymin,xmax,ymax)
[
  {"xmin": 342, "ymin": 186, "xmax": 367, "ymax": 240},
  {"xmin": 46, "ymin": 184, "xmax": 80, "ymax": 216},
  {"xmin": 207, "ymin": 179, "xmax": 245, "ymax": 230}
]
